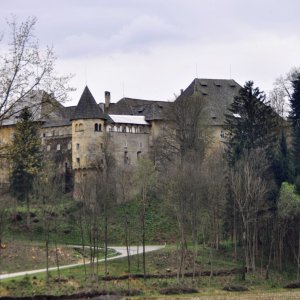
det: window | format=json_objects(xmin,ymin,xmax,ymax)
[
  {"xmin": 137, "ymin": 151, "xmax": 142, "ymax": 159},
  {"xmin": 139, "ymin": 126, "xmax": 143, "ymax": 133},
  {"xmin": 129, "ymin": 126, "xmax": 132, "ymax": 133},
  {"xmin": 76, "ymin": 143, "xmax": 80, "ymax": 150},
  {"xmin": 68, "ymin": 143, "xmax": 71, "ymax": 150},
  {"xmin": 94, "ymin": 123, "xmax": 99, "ymax": 131},
  {"xmin": 47, "ymin": 145, "xmax": 51, "ymax": 151},
  {"xmin": 75, "ymin": 124, "xmax": 78, "ymax": 132},
  {"xmin": 42, "ymin": 132, "xmax": 46, "ymax": 137},
  {"xmin": 79, "ymin": 123, "xmax": 83, "ymax": 131},
  {"xmin": 122, "ymin": 126, "xmax": 126, "ymax": 133},
  {"xmin": 57, "ymin": 144, "xmax": 61, "ymax": 151},
  {"xmin": 220, "ymin": 130, "xmax": 225, "ymax": 139},
  {"xmin": 124, "ymin": 151, "xmax": 129, "ymax": 165},
  {"xmin": 76, "ymin": 157, "xmax": 80, "ymax": 165},
  {"xmin": 101, "ymin": 143, "xmax": 103, "ymax": 150},
  {"xmin": 99, "ymin": 124, "xmax": 102, "ymax": 131}
]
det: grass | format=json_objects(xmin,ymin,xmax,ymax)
[
  {"xmin": 0, "ymin": 240, "xmax": 118, "ymax": 274},
  {"xmin": 4, "ymin": 196, "xmax": 177, "ymax": 246},
  {"xmin": 0, "ymin": 244, "xmax": 299, "ymax": 298}
]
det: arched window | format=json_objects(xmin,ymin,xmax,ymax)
[
  {"xmin": 75, "ymin": 124, "xmax": 78, "ymax": 132},
  {"xmin": 79, "ymin": 123, "xmax": 83, "ymax": 131},
  {"xmin": 99, "ymin": 124, "xmax": 102, "ymax": 131},
  {"xmin": 122, "ymin": 126, "xmax": 126, "ymax": 133},
  {"xmin": 94, "ymin": 123, "xmax": 99, "ymax": 131}
]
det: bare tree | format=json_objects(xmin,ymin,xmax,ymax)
[
  {"xmin": 134, "ymin": 158, "xmax": 157, "ymax": 280},
  {"xmin": 30, "ymin": 165, "xmax": 65, "ymax": 282},
  {"xmin": 229, "ymin": 149, "xmax": 271, "ymax": 272},
  {"xmin": 152, "ymin": 92, "xmax": 210, "ymax": 168},
  {"xmin": 202, "ymin": 148, "xmax": 226, "ymax": 250},
  {"xmin": 0, "ymin": 193, "xmax": 11, "ymax": 270},
  {"xmin": 269, "ymin": 67, "xmax": 300, "ymax": 118},
  {"xmin": 0, "ymin": 16, "xmax": 73, "ymax": 123}
]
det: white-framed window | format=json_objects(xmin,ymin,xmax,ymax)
[{"xmin": 57, "ymin": 144, "xmax": 61, "ymax": 151}]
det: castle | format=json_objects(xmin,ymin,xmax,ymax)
[{"xmin": 0, "ymin": 78, "xmax": 242, "ymax": 195}]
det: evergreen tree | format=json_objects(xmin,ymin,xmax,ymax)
[
  {"xmin": 9, "ymin": 107, "xmax": 42, "ymax": 228},
  {"xmin": 290, "ymin": 74, "xmax": 300, "ymax": 180},
  {"xmin": 272, "ymin": 131, "xmax": 290, "ymax": 186},
  {"xmin": 225, "ymin": 81, "xmax": 278, "ymax": 165},
  {"xmin": 224, "ymin": 81, "xmax": 279, "ymax": 246}
]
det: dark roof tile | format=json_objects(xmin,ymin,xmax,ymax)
[
  {"xmin": 107, "ymin": 97, "xmax": 172, "ymax": 121},
  {"xmin": 71, "ymin": 86, "xmax": 107, "ymax": 120}
]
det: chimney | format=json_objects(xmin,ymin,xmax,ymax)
[
  {"xmin": 105, "ymin": 91, "xmax": 110, "ymax": 111},
  {"xmin": 180, "ymin": 89, "xmax": 184, "ymax": 95}
]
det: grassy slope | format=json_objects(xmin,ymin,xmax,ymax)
[{"xmin": 5, "ymin": 196, "xmax": 178, "ymax": 246}]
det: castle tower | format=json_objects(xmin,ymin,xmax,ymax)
[{"xmin": 70, "ymin": 86, "xmax": 107, "ymax": 198}]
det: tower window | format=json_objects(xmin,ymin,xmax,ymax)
[
  {"xmin": 95, "ymin": 123, "xmax": 102, "ymax": 132},
  {"xmin": 137, "ymin": 151, "xmax": 142, "ymax": 159},
  {"xmin": 124, "ymin": 151, "xmax": 129, "ymax": 165},
  {"xmin": 76, "ymin": 143, "xmax": 80, "ymax": 150},
  {"xmin": 76, "ymin": 157, "xmax": 80, "ymax": 165}
]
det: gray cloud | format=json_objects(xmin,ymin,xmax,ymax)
[{"xmin": 1, "ymin": 0, "xmax": 300, "ymax": 103}]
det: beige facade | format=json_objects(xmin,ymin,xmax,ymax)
[
  {"xmin": 0, "ymin": 78, "xmax": 246, "ymax": 196},
  {"xmin": 71, "ymin": 119, "xmax": 105, "ymax": 169}
]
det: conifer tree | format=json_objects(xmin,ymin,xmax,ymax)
[
  {"xmin": 290, "ymin": 74, "xmax": 300, "ymax": 182},
  {"xmin": 9, "ymin": 107, "xmax": 42, "ymax": 228},
  {"xmin": 272, "ymin": 131, "xmax": 289, "ymax": 186},
  {"xmin": 225, "ymin": 81, "xmax": 278, "ymax": 165}
]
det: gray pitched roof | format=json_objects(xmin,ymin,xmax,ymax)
[
  {"xmin": 107, "ymin": 97, "xmax": 171, "ymax": 121},
  {"xmin": 176, "ymin": 78, "xmax": 242, "ymax": 125},
  {"xmin": 71, "ymin": 86, "xmax": 107, "ymax": 120}
]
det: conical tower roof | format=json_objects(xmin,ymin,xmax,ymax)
[{"xmin": 71, "ymin": 86, "xmax": 107, "ymax": 120}]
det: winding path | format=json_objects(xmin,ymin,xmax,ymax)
[{"xmin": 0, "ymin": 245, "xmax": 164, "ymax": 280}]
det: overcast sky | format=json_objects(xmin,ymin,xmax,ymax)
[{"xmin": 1, "ymin": 0, "xmax": 300, "ymax": 105}]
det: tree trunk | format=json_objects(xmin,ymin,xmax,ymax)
[{"xmin": 26, "ymin": 194, "xmax": 30, "ymax": 229}]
